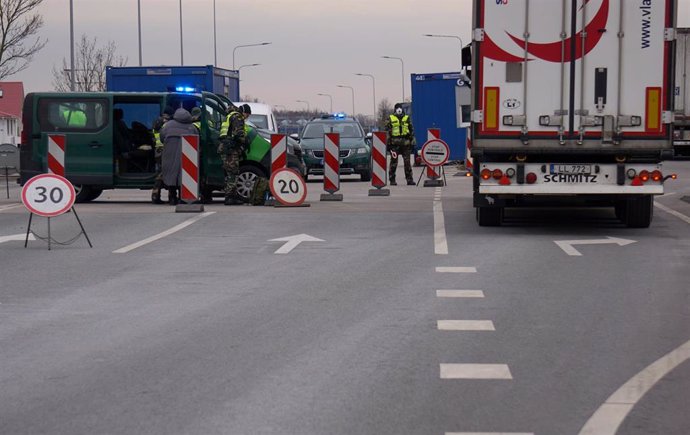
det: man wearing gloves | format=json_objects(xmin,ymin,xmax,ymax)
[
  {"xmin": 385, "ymin": 103, "xmax": 415, "ymax": 186},
  {"xmin": 218, "ymin": 103, "xmax": 251, "ymax": 205}
]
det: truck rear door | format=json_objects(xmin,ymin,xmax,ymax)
[
  {"xmin": 36, "ymin": 95, "xmax": 114, "ymax": 186},
  {"xmin": 473, "ymin": 0, "xmax": 674, "ymax": 150}
]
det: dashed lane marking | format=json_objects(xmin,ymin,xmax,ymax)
[
  {"xmin": 436, "ymin": 290, "xmax": 485, "ymax": 298},
  {"xmin": 654, "ymin": 201, "xmax": 690, "ymax": 225},
  {"xmin": 434, "ymin": 200, "xmax": 448, "ymax": 255},
  {"xmin": 436, "ymin": 267, "xmax": 477, "ymax": 273},
  {"xmin": 440, "ymin": 364, "xmax": 513, "ymax": 380},
  {"xmin": 113, "ymin": 212, "xmax": 215, "ymax": 253},
  {"xmin": 437, "ymin": 320, "xmax": 495, "ymax": 331},
  {"xmin": 578, "ymin": 339, "xmax": 690, "ymax": 435},
  {"xmin": 446, "ymin": 433, "xmax": 534, "ymax": 435}
]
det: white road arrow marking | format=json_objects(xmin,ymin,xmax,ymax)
[
  {"xmin": 0, "ymin": 233, "xmax": 35, "ymax": 244},
  {"xmin": 269, "ymin": 234, "xmax": 324, "ymax": 254},
  {"xmin": 554, "ymin": 237, "xmax": 636, "ymax": 256}
]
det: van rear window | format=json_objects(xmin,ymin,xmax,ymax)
[{"xmin": 37, "ymin": 98, "xmax": 108, "ymax": 132}]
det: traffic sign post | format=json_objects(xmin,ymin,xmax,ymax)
[
  {"xmin": 321, "ymin": 133, "xmax": 343, "ymax": 201},
  {"xmin": 0, "ymin": 144, "xmax": 19, "ymax": 199},
  {"xmin": 176, "ymin": 135, "xmax": 204, "ymax": 213},
  {"xmin": 21, "ymin": 174, "xmax": 92, "ymax": 250},
  {"xmin": 369, "ymin": 132, "xmax": 390, "ymax": 197},
  {"xmin": 418, "ymin": 129, "xmax": 449, "ymax": 187},
  {"xmin": 270, "ymin": 167, "xmax": 309, "ymax": 207}
]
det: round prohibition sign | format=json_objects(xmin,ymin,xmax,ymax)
[
  {"xmin": 21, "ymin": 174, "xmax": 76, "ymax": 217},
  {"xmin": 421, "ymin": 139, "xmax": 450, "ymax": 167},
  {"xmin": 270, "ymin": 168, "xmax": 307, "ymax": 206}
]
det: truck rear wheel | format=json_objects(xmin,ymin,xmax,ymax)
[
  {"xmin": 477, "ymin": 207, "xmax": 503, "ymax": 227},
  {"xmin": 625, "ymin": 196, "xmax": 654, "ymax": 228}
]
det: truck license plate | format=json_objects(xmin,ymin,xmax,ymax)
[{"xmin": 550, "ymin": 164, "xmax": 592, "ymax": 175}]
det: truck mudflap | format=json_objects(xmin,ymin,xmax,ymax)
[{"xmin": 477, "ymin": 163, "xmax": 667, "ymax": 195}]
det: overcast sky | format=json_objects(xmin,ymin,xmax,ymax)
[{"xmin": 13, "ymin": 0, "xmax": 690, "ymax": 116}]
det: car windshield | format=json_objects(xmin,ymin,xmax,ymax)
[
  {"xmin": 248, "ymin": 114, "xmax": 268, "ymax": 129},
  {"xmin": 302, "ymin": 121, "xmax": 362, "ymax": 139}
]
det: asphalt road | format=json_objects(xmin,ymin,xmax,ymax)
[{"xmin": 0, "ymin": 161, "xmax": 688, "ymax": 435}]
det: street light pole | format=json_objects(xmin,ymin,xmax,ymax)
[
  {"xmin": 355, "ymin": 73, "xmax": 376, "ymax": 122},
  {"xmin": 317, "ymin": 93, "xmax": 333, "ymax": 112},
  {"xmin": 213, "ymin": 0, "xmax": 217, "ymax": 66},
  {"xmin": 296, "ymin": 100, "xmax": 310, "ymax": 112},
  {"xmin": 424, "ymin": 34, "xmax": 464, "ymax": 70},
  {"xmin": 137, "ymin": 0, "xmax": 142, "ymax": 66},
  {"xmin": 232, "ymin": 42, "xmax": 272, "ymax": 70},
  {"xmin": 179, "ymin": 0, "xmax": 184, "ymax": 65},
  {"xmin": 337, "ymin": 85, "xmax": 355, "ymax": 116},
  {"xmin": 381, "ymin": 56, "xmax": 405, "ymax": 102},
  {"xmin": 69, "ymin": 0, "xmax": 75, "ymax": 91}
]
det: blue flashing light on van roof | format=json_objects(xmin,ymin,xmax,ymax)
[
  {"xmin": 334, "ymin": 112, "xmax": 347, "ymax": 119},
  {"xmin": 175, "ymin": 86, "xmax": 197, "ymax": 93}
]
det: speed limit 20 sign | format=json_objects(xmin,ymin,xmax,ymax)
[
  {"xmin": 21, "ymin": 174, "xmax": 76, "ymax": 217},
  {"xmin": 269, "ymin": 168, "xmax": 307, "ymax": 206}
]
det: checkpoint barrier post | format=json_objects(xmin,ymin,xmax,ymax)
[
  {"xmin": 421, "ymin": 129, "xmax": 444, "ymax": 187},
  {"xmin": 368, "ymin": 131, "xmax": 390, "ymax": 197},
  {"xmin": 47, "ymin": 134, "xmax": 66, "ymax": 176},
  {"xmin": 320, "ymin": 133, "xmax": 343, "ymax": 201},
  {"xmin": 22, "ymin": 174, "xmax": 92, "ymax": 250},
  {"xmin": 0, "ymin": 144, "xmax": 19, "ymax": 199},
  {"xmin": 176, "ymin": 134, "xmax": 204, "ymax": 213},
  {"xmin": 266, "ymin": 134, "xmax": 288, "ymax": 206}
]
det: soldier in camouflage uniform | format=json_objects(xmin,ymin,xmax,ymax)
[
  {"xmin": 385, "ymin": 103, "xmax": 415, "ymax": 185},
  {"xmin": 218, "ymin": 104, "xmax": 251, "ymax": 205}
]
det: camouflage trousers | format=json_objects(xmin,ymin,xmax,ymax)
[
  {"xmin": 221, "ymin": 148, "xmax": 241, "ymax": 197},
  {"xmin": 389, "ymin": 138, "xmax": 413, "ymax": 181}
]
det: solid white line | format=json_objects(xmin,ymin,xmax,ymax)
[
  {"xmin": 0, "ymin": 204, "xmax": 22, "ymax": 212},
  {"xmin": 113, "ymin": 212, "xmax": 215, "ymax": 253},
  {"xmin": 654, "ymin": 201, "xmax": 690, "ymax": 225},
  {"xmin": 436, "ymin": 267, "xmax": 477, "ymax": 273},
  {"xmin": 440, "ymin": 364, "xmax": 512, "ymax": 379},
  {"xmin": 438, "ymin": 320, "xmax": 495, "ymax": 331},
  {"xmin": 578, "ymin": 339, "xmax": 690, "ymax": 435},
  {"xmin": 436, "ymin": 290, "xmax": 485, "ymax": 298},
  {"xmin": 434, "ymin": 200, "xmax": 448, "ymax": 255}
]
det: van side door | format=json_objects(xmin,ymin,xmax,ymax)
[{"xmin": 36, "ymin": 95, "xmax": 114, "ymax": 186}]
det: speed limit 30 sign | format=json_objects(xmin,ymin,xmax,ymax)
[
  {"xmin": 270, "ymin": 168, "xmax": 307, "ymax": 206},
  {"xmin": 21, "ymin": 174, "xmax": 76, "ymax": 217}
]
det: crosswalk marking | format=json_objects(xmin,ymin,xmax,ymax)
[
  {"xmin": 440, "ymin": 364, "xmax": 513, "ymax": 380},
  {"xmin": 437, "ymin": 320, "xmax": 495, "ymax": 331},
  {"xmin": 436, "ymin": 266, "xmax": 477, "ymax": 273},
  {"xmin": 436, "ymin": 290, "xmax": 485, "ymax": 298}
]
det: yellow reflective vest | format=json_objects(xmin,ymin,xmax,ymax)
[{"xmin": 389, "ymin": 114, "xmax": 410, "ymax": 137}]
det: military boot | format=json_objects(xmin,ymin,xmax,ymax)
[
  {"xmin": 389, "ymin": 178, "xmax": 397, "ymax": 186},
  {"xmin": 168, "ymin": 188, "xmax": 179, "ymax": 205},
  {"xmin": 407, "ymin": 178, "xmax": 416, "ymax": 186},
  {"xmin": 151, "ymin": 189, "xmax": 163, "ymax": 204}
]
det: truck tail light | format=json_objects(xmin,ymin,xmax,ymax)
[
  {"xmin": 499, "ymin": 175, "xmax": 511, "ymax": 185},
  {"xmin": 651, "ymin": 170, "xmax": 662, "ymax": 182},
  {"xmin": 631, "ymin": 176, "xmax": 644, "ymax": 186},
  {"xmin": 526, "ymin": 173, "xmax": 537, "ymax": 184},
  {"xmin": 639, "ymin": 170, "xmax": 650, "ymax": 182},
  {"xmin": 481, "ymin": 169, "xmax": 491, "ymax": 180},
  {"xmin": 492, "ymin": 169, "xmax": 503, "ymax": 180}
]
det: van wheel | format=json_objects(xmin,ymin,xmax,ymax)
[
  {"xmin": 625, "ymin": 195, "xmax": 654, "ymax": 228},
  {"xmin": 477, "ymin": 207, "xmax": 503, "ymax": 226},
  {"xmin": 74, "ymin": 185, "xmax": 98, "ymax": 203},
  {"xmin": 237, "ymin": 166, "xmax": 267, "ymax": 201}
]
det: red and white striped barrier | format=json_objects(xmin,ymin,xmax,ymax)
[
  {"xmin": 371, "ymin": 132, "xmax": 387, "ymax": 188},
  {"xmin": 47, "ymin": 134, "xmax": 66, "ymax": 176},
  {"xmin": 426, "ymin": 129, "xmax": 441, "ymax": 179},
  {"xmin": 321, "ymin": 133, "xmax": 343, "ymax": 201},
  {"xmin": 465, "ymin": 132, "xmax": 473, "ymax": 171},
  {"xmin": 180, "ymin": 134, "xmax": 200, "ymax": 203},
  {"xmin": 271, "ymin": 134, "xmax": 287, "ymax": 173}
]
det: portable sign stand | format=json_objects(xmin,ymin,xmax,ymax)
[
  {"xmin": 417, "ymin": 136, "xmax": 450, "ymax": 187},
  {"xmin": 369, "ymin": 131, "xmax": 390, "ymax": 197},
  {"xmin": 0, "ymin": 144, "xmax": 19, "ymax": 199},
  {"xmin": 321, "ymin": 133, "xmax": 343, "ymax": 201},
  {"xmin": 176, "ymin": 135, "xmax": 204, "ymax": 213},
  {"xmin": 420, "ymin": 129, "xmax": 446, "ymax": 187},
  {"xmin": 22, "ymin": 174, "xmax": 92, "ymax": 250}
]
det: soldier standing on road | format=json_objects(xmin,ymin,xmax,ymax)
[
  {"xmin": 151, "ymin": 106, "xmax": 174, "ymax": 204},
  {"xmin": 385, "ymin": 103, "xmax": 415, "ymax": 186},
  {"xmin": 218, "ymin": 103, "xmax": 251, "ymax": 206},
  {"xmin": 160, "ymin": 108, "xmax": 198, "ymax": 205}
]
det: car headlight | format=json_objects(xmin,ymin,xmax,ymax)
[
  {"xmin": 356, "ymin": 147, "xmax": 368, "ymax": 154},
  {"xmin": 304, "ymin": 149, "xmax": 313, "ymax": 157}
]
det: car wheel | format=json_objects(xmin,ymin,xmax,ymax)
[
  {"xmin": 74, "ymin": 185, "xmax": 96, "ymax": 203},
  {"xmin": 236, "ymin": 166, "xmax": 267, "ymax": 201}
]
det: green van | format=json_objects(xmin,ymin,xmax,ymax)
[{"xmin": 20, "ymin": 91, "xmax": 305, "ymax": 202}]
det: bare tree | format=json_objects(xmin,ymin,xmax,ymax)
[
  {"xmin": 52, "ymin": 34, "xmax": 127, "ymax": 92},
  {"xmin": 377, "ymin": 98, "xmax": 393, "ymax": 129},
  {"xmin": 0, "ymin": 0, "xmax": 46, "ymax": 80}
]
